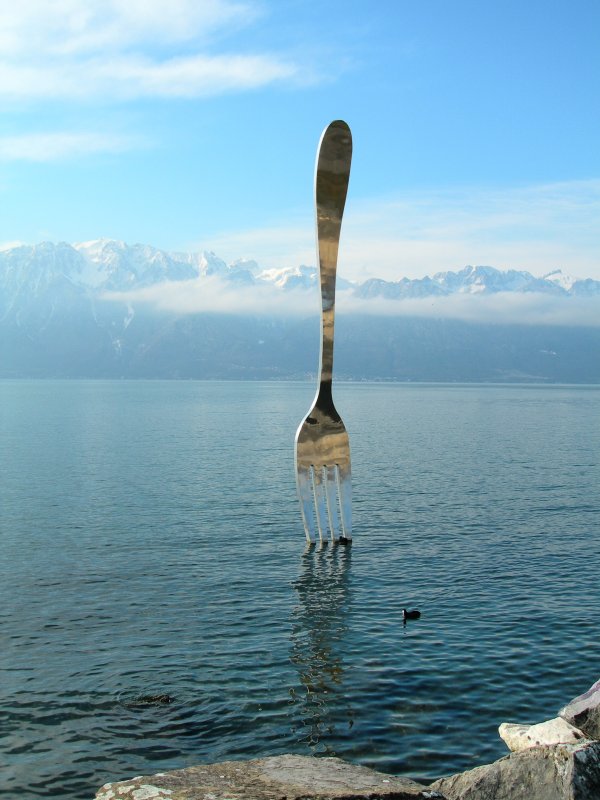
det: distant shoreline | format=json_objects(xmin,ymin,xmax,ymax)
[{"xmin": 1, "ymin": 376, "xmax": 600, "ymax": 386}]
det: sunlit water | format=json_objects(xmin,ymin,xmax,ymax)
[{"xmin": 1, "ymin": 380, "xmax": 600, "ymax": 799}]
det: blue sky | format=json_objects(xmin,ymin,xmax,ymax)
[{"xmin": 1, "ymin": 0, "xmax": 599, "ymax": 280}]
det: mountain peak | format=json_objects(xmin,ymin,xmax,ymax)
[{"xmin": 543, "ymin": 268, "xmax": 577, "ymax": 291}]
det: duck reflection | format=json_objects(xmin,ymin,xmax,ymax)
[{"xmin": 289, "ymin": 544, "xmax": 353, "ymax": 751}]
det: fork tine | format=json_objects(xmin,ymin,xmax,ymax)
[
  {"xmin": 323, "ymin": 464, "xmax": 341, "ymax": 541},
  {"xmin": 296, "ymin": 468, "xmax": 317, "ymax": 544},
  {"xmin": 336, "ymin": 467, "xmax": 352, "ymax": 540},
  {"xmin": 311, "ymin": 465, "xmax": 330, "ymax": 543}
]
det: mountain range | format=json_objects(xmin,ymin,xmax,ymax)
[{"xmin": 1, "ymin": 239, "xmax": 599, "ymax": 382}]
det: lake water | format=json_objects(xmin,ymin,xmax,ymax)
[{"xmin": 1, "ymin": 379, "xmax": 600, "ymax": 799}]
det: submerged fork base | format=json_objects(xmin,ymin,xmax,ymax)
[
  {"xmin": 295, "ymin": 391, "xmax": 352, "ymax": 545},
  {"xmin": 296, "ymin": 463, "xmax": 352, "ymax": 545}
]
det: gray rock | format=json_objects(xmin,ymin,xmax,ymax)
[
  {"xmin": 499, "ymin": 718, "xmax": 585, "ymax": 752},
  {"xmin": 95, "ymin": 754, "xmax": 446, "ymax": 800},
  {"xmin": 560, "ymin": 678, "xmax": 600, "ymax": 740},
  {"xmin": 430, "ymin": 741, "xmax": 600, "ymax": 800}
]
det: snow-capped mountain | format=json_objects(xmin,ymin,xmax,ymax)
[
  {"xmin": 432, "ymin": 265, "xmax": 565, "ymax": 295},
  {"xmin": 355, "ymin": 264, "xmax": 599, "ymax": 300},
  {"xmin": 257, "ymin": 264, "xmax": 316, "ymax": 290},
  {"xmin": 73, "ymin": 239, "xmax": 198, "ymax": 288},
  {"xmin": 544, "ymin": 268, "xmax": 577, "ymax": 292},
  {"xmin": 2, "ymin": 239, "xmax": 598, "ymax": 300},
  {"xmin": 1, "ymin": 239, "xmax": 599, "ymax": 381}
]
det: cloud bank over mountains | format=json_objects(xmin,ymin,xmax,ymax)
[
  {"xmin": 2, "ymin": 237, "xmax": 599, "ymax": 326},
  {"xmin": 2, "ymin": 238, "xmax": 599, "ymax": 382},
  {"xmin": 67, "ymin": 238, "xmax": 600, "ymax": 328}
]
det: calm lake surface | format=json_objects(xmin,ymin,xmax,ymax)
[{"xmin": 1, "ymin": 380, "xmax": 600, "ymax": 799}]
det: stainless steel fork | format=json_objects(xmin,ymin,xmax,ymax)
[{"xmin": 294, "ymin": 120, "xmax": 352, "ymax": 545}]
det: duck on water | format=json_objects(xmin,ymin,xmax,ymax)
[{"xmin": 402, "ymin": 608, "xmax": 421, "ymax": 623}]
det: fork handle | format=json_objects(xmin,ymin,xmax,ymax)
[{"xmin": 315, "ymin": 120, "xmax": 352, "ymax": 390}]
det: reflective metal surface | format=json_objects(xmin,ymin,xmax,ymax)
[{"xmin": 294, "ymin": 120, "xmax": 352, "ymax": 544}]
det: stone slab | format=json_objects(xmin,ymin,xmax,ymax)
[
  {"xmin": 499, "ymin": 718, "xmax": 585, "ymax": 752},
  {"xmin": 560, "ymin": 678, "xmax": 600, "ymax": 740},
  {"xmin": 96, "ymin": 754, "xmax": 446, "ymax": 800},
  {"xmin": 430, "ymin": 741, "xmax": 600, "ymax": 800}
]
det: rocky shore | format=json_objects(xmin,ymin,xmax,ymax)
[{"xmin": 96, "ymin": 678, "xmax": 600, "ymax": 800}]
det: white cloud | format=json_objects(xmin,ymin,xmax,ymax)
[
  {"xmin": 101, "ymin": 276, "xmax": 600, "ymax": 328},
  {"xmin": 102, "ymin": 275, "xmax": 319, "ymax": 316},
  {"xmin": 205, "ymin": 179, "xmax": 600, "ymax": 282},
  {"xmin": 338, "ymin": 291, "xmax": 600, "ymax": 328},
  {"xmin": 0, "ymin": 0, "xmax": 257, "ymax": 55},
  {"xmin": 0, "ymin": 53, "xmax": 298, "ymax": 102},
  {"xmin": 93, "ymin": 53, "xmax": 297, "ymax": 99},
  {"xmin": 0, "ymin": 131, "xmax": 142, "ymax": 162},
  {"xmin": 0, "ymin": 0, "xmax": 301, "ymax": 101}
]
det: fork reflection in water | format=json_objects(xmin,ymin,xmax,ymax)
[{"xmin": 289, "ymin": 546, "xmax": 354, "ymax": 750}]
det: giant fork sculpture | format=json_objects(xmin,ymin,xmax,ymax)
[{"xmin": 294, "ymin": 120, "xmax": 353, "ymax": 545}]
